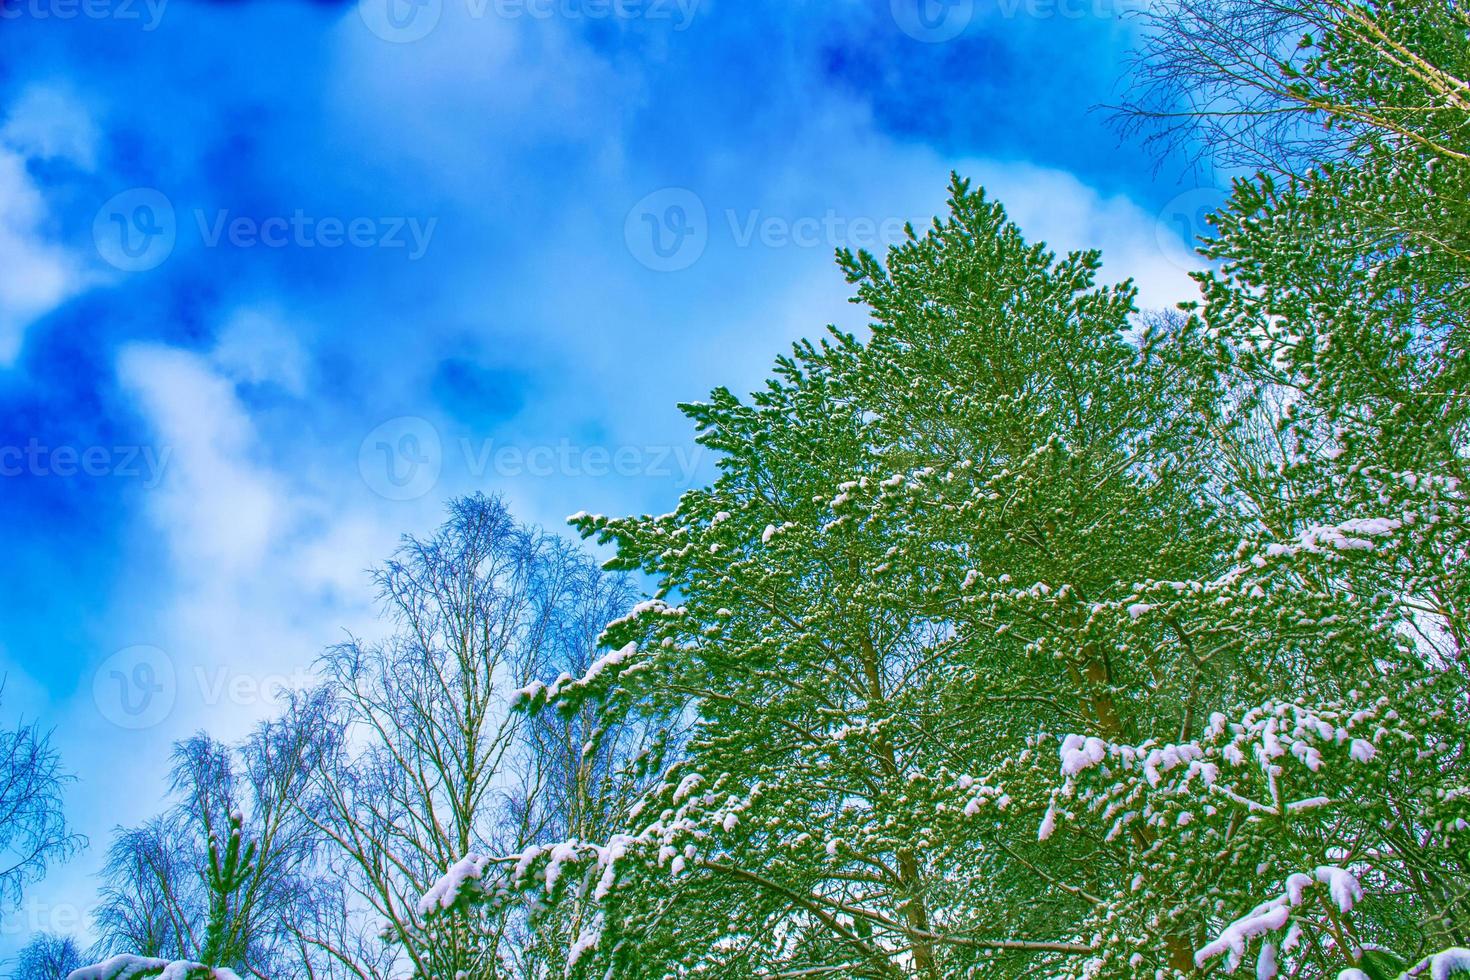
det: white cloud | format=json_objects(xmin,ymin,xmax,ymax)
[
  {"xmin": 327, "ymin": 10, "xmax": 633, "ymax": 196},
  {"xmin": 955, "ymin": 159, "xmax": 1200, "ymax": 311},
  {"xmin": 1, "ymin": 84, "xmax": 101, "ymax": 170},
  {"xmin": 0, "ymin": 150, "xmax": 85, "ymax": 366},
  {"xmin": 108, "ymin": 333, "xmax": 428, "ymax": 727},
  {"xmin": 0, "ymin": 86, "xmax": 99, "ymax": 367},
  {"xmin": 117, "ymin": 343, "xmax": 282, "ymax": 573},
  {"xmin": 211, "ymin": 306, "xmax": 310, "ymax": 395}
]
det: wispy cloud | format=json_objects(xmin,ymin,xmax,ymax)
[{"xmin": 0, "ymin": 85, "xmax": 99, "ymax": 366}]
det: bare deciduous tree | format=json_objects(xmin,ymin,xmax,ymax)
[
  {"xmin": 305, "ymin": 493, "xmax": 643, "ymax": 979},
  {"xmin": 0, "ymin": 686, "xmax": 82, "ymax": 913},
  {"xmin": 1118, "ymin": 0, "xmax": 1470, "ymax": 175},
  {"xmin": 8, "ymin": 932, "xmax": 85, "ymax": 980},
  {"xmin": 92, "ymin": 694, "xmax": 351, "ymax": 979}
]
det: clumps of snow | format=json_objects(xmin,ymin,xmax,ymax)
[
  {"xmin": 673, "ymin": 773, "xmax": 704, "ymax": 804},
  {"xmin": 1314, "ymin": 865, "xmax": 1362, "ymax": 913},
  {"xmin": 1195, "ymin": 900, "xmax": 1291, "ymax": 972},
  {"xmin": 567, "ymin": 912, "xmax": 606, "ymax": 969},
  {"xmin": 1403, "ymin": 947, "xmax": 1470, "ymax": 979},
  {"xmin": 1261, "ymin": 516, "xmax": 1404, "ymax": 560},
  {"xmin": 1256, "ymin": 941, "xmax": 1277, "ymax": 979},
  {"xmin": 417, "ymin": 853, "xmax": 493, "ymax": 916},
  {"xmin": 1299, "ymin": 517, "xmax": 1401, "ymax": 553},
  {"xmin": 1038, "ymin": 803, "xmax": 1058, "ymax": 841},
  {"xmin": 68, "ymin": 958, "xmax": 242, "ymax": 980},
  {"xmin": 421, "ymin": 834, "xmax": 643, "ymax": 932},
  {"xmin": 1054, "ymin": 699, "xmax": 1390, "ymax": 831},
  {"xmin": 1349, "ymin": 946, "xmax": 1470, "ymax": 980},
  {"xmin": 512, "ymin": 642, "xmax": 641, "ymax": 711},
  {"xmin": 959, "ymin": 781, "xmax": 1005, "ymax": 816},
  {"xmin": 1194, "ymin": 867, "xmax": 1365, "ymax": 972},
  {"xmin": 602, "ymin": 598, "xmax": 682, "ymax": 633},
  {"xmin": 1057, "ymin": 733, "xmax": 1213, "ymax": 788},
  {"xmin": 1060, "ymin": 734, "xmax": 1108, "ymax": 776}
]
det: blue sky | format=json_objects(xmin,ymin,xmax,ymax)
[{"xmin": 0, "ymin": 0, "xmax": 1219, "ymax": 953}]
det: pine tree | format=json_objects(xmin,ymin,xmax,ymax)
[
  {"xmin": 68, "ymin": 816, "xmax": 253, "ymax": 980},
  {"xmin": 421, "ymin": 179, "xmax": 1234, "ymax": 976},
  {"xmin": 419, "ymin": 3, "xmax": 1470, "ymax": 976}
]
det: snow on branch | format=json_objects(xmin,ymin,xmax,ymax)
[
  {"xmin": 1195, "ymin": 867, "xmax": 1362, "ymax": 973},
  {"xmin": 66, "ymin": 957, "xmax": 241, "ymax": 980},
  {"xmin": 1043, "ymin": 697, "xmax": 1398, "ymax": 843},
  {"xmin": 512, "ymin": 641, "xmax": 641, "ymax": 713}
]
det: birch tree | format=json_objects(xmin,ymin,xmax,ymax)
[
  {"xmin": 89, "ymin": 695, "xmax": 352, "ymax": 979},
  {"xmin": 309, "ymin": 493, "xmax": 638, "ymax": 979},
  {"xmin": 10, "ymin": 933, "xmax": 84, "ymax": 980},
  {"xmin": 0, "ymin": 687, "xmax": 82, "ymax": 912}
]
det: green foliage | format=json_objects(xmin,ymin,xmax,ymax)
[
  {"xmin": 436, "ymin": 178, "xmax": 1230, "ymax": 977},
  {"xmin": 200, "ymin": 811, "xmax": 257, "ymax": 968},
  {"xmin": 427, "ymin": 2, "xmax": 1470, "ymax": 973}
]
